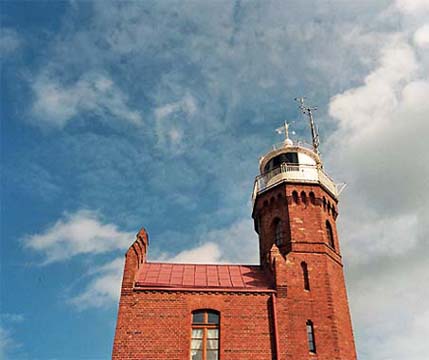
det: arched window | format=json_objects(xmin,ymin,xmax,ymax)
[
  {"xmin": 292, "ymin": 191, "xmax": 299, "ymax": 204},
  {"xmin": 191, "ymin": 310, "xmax": 219, "ymax": 360},
  {"xmin": 326, "ymin": 220, "xmax": 335, "ymax": 249},
  {"xmin": 273, "ymin": 218, "xmax": 284, "ymax": 246},
  {"xmin": 306, "ymin": 320, "xmax": 316, "ymax": 353},
  {"xmin": 301, "ymin": 262, "xmax": 310, "ymax": 291},
  {"xmin": 301, "ymin": 191, "xmax": 307, "ymax": 205},
  {"xmin": 309, "ymin": 192, "xmax": 316, "ymax": 205}
]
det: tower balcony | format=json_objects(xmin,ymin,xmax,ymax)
[{"xmin": 252, "ymin": 163, "xmax": 338, "ymax": 203}]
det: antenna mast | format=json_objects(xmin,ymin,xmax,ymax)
[{"xmin": 295, "ymin": 97, "xmax": 320, "ymax": 156}]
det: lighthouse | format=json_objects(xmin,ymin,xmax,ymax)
[{"xmin": 112, "ymin": 100, "xmax": 357, "ymax": 359}]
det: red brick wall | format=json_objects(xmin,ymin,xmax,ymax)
[{"xmin": 112, "ymin": 289, "xmax": 275, "ymax": 359}]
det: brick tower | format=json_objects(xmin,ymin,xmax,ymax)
[
  {"xmin": 112, "ymin": 107, "xmax": 357, "ymax": 359},
  {"xmin": 251, "ymin": 119, "xmax": 356, "ymax": 359}
]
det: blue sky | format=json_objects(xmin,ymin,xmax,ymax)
[{"xmin": 1, "ymin": 1, "xmax": 429, "ymax": 359}]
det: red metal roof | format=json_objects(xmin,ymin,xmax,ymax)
[{"xmin": 134, "ymin": 263, "xmax": 273, "ymax": 292}]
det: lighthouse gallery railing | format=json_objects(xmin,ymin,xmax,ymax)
[{"xmin": 252, "ymin": 163, "xmax": 338, "ymax": 203}]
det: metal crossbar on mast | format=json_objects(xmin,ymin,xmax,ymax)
[{"xmin": 295, "ymin": 97, "xmax": 320, "ymax": 157}]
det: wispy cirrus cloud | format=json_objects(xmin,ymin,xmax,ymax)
[
  {"xmin": 0, "ymin": 27, "xmax": 22, "ymax": 57},
  {"xmin": 31, "ymin": 72, "xmax": 142, "ymax": 129},
  {"xmin": 0, "ymin": 313, "xmax": 25, "ymax": 359},
  {"xmin": 154, "ymin": 93, "xmax": 199, "ymax": 153},
  {"xmin": 0, "ymin": 326, "xmax": 15, "ymax": 360}
]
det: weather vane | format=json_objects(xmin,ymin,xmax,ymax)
[
  {"xmin": 275, "ymin": 120, "xmax": 295, "ymax": 146},
  {"xmin": 294, "ymin": 97, "xmax": 320, "ymax": 156}
]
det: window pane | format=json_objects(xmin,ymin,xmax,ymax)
[
  {"xmin": 207, "ymin": 350, "xmax": 218, "ymax": 360},
  {"xmin": 207, "ymin": 329, "xmax": 219, "ymax": 339},
  {"xmin": 192, "ymin": 329, "xmax": 203, "ymax": 339},
  {"xmin": 207, "ymin": 312, "xmax": 219, "ymax": 324},
  {"xmin": 191, "ymin": 350, "xmax": 202, "ymax": 360},
  {"xmin": 207, "ymin": 339, "xmax": 219, "ymax": 350},
  {"xmin": 191, "ymin": 339, "xmax": 203, "ymax": 350},
  {"xmin": 193, "ymin": 312, "xmax": 204, "ymax": 323}
]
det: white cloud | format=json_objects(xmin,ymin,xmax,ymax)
[
  {"xmin": 156, "ymin": 218, "xmax": 258, "ymax": 264},
  {"xmin": 203, "ymin": 218, "xmax": 259, "ymax": 264},
  {"xmin": 326, "ymin": 11, "xmax": 429, "ymax": 358},
  {"xmin": 414, "ymin": 24, "xmax": 429, "ymax": 48},
  {"xmin": 23, "ymin": 210, "xmax": 134, "ymax": 263},
  {"xmin": 329, "ymin": 40, "xmax": 418, "ymax": 139},
  {"xmin": 340, "ymin": 211, "xmax": 419, "ymax": 264},
  {"xmin": 31, "ymin": 72, "xmax": 142, "ymax": 128},
  {"xmin": 328, "ymin": 39, "xmax": 429, "ymax": 263},
  {"xmin": 395, "ymin": 0, "xmax": 429, "ymax": 14},
  {"xmin": 166, "ymin": 242, "xmax": 222, "ymax": 264},
  {"xmin": 349, "ymin": 258, "xmax": 429, "ymax": 359},
  {"xmin": 0, "ymin": 28, "xmax": 21, "ymax": 56},
  {"xmin": 69, "ymin": 257, "xmax": 124, "ymax": 310}
]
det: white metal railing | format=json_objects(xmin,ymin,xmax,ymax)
[{"xmin": 252, "ymin": 163, "xmax": 338, "ymax": 203}]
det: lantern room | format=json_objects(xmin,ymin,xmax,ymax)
[{"xmin": 252, "ymin": 139, "xmax": 338, "ymax": 203}]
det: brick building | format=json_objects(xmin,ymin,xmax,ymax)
[{"xmin": 112, "ymin": 119, "xmax": 357, "ymax": 359}]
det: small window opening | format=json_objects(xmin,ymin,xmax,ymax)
[
  {"xmin": 306, "ymin": 320, "xmax": 316, "ymax": 353},
  {"xmin": 274, "ymin": 218, "xmax": 284, "ymax": 246},
  {"xmin": 326, "ymin": 221, "xmax": 335, "ymax": 249},
  {"xmin": 301, "ymin": 262, "xmax": 310, "ymax": 291}
]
